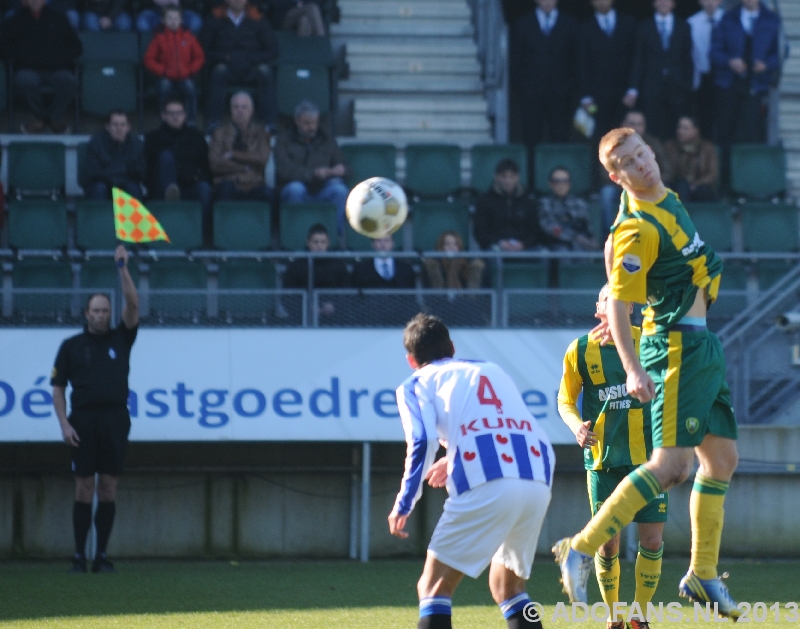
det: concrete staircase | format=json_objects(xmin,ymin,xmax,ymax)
[
  {"xmin": 331, "ymin": 0, "xmax": 492, "ymax": 146},
  {"xmin": 778, "ymin": 0, "xmax": 800, "ymax": 196}
]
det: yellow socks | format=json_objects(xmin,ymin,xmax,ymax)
[
  {"xmin": 573, "ymin": 467, "xmax": 663, "ymax": 556},
  {"xmin": 635, "ymin": 543, "xmax": 663, "ymax": 606},
  {"xmin": 690, "ymin": 474, "xmax": 729, "ymax": 580},
  {"xmin": 595, "ymin": 552, "xmax": 620, "ymax": 611}
]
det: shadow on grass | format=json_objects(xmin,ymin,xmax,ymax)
[{"xmin": 0, "ymin": 558, "xmax": 796, "ymax": 621}]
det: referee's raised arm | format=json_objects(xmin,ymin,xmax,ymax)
[{"xmin": 115, "ymin": 245, "xmax": 139, "ymax": 328}]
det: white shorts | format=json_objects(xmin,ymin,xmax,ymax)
[{"xmin": 428, "ymin": 477, "xmax": 551, "ymax": 580}]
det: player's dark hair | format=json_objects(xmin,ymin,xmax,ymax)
[
  {"xmin": 161, "ymin": 97, "xmax": 185, "ymax": 113},
  {"xmin": 85, "ymin": 293, "xmax": 111, "ymax": 311},
  {"xmin": 494, "ymin": 158, "xmax": 519, "ymax": 175},
  {"xmin": 106, "ymin": 109, "xmax": 129, "ymax": 125},
  {"xmin": 403, "ymin": 314, "xmax": 454, "ymax": 367},
  {"xmin": 307, "ymin": 223, "xmax": 328, "ymax": 239}
]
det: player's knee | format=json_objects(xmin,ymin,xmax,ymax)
[
  {"xmin": 638, "ymin": 527, "xmax": 664, "ymax": 551},
  {"xmin": 598, "ymin": 538, "xmax": 620, "ymax": 558},
  {"xmin": 74, "ymin": 476, "xmax": 95, "ymax": 501}
]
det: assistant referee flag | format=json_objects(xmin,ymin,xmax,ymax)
[{"xmin": 112, "ymin": 187, "xmax": 170, "ymax": 243}]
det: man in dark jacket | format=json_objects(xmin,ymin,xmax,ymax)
[
  {"xmin": 473, "ymin": 158, "xmax": 543, "ymax": 251},
  {"xmin": 85, "ymin": 110, "xmax": 145, "ymax": 200},
  {"xmin": 275, "ymin": 100, "xmax": 349, "ymax": 237},
  {"xmin": 711, "ymin": 0, "xmax": 781, "ymax": 149},
  {"xmin": 0, "ymin": 0, "xmax": 82, "ymax": 133},
  {"xmin": 199, "ymin": 0, "xmax": 279, "ymax": 130},
  {"xmin": 144, "ymin": 98, "xmax": 212, "ymax": 242}
]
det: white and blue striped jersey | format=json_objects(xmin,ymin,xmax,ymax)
[{"xmin": 393, "ymin": 358, "xmax": 555, "ymax": 516}]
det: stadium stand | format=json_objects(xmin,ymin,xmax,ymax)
[{"xmin": 213, "ymin": 201, "xmax": 273, "ymax": 251}]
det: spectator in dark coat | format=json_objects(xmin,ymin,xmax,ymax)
[
  {"xmin": 511, "ymin": 0, "xmax": 579, "ymax": 146},
  {"xmin": 352, "ymin": 236, "xmax": 415, "ymax": 289},
  {"xmin": 711, "ymin": 0, "xmax": 781, "ymax": 148},
  {"xmin": 269, "ymin": 0, "xmax": 325, "ymax": 36},
  {"xmin": 473, "ymin": 158, "xmax": 543, "ymax": 251},
  {"xmin": 578, "ymin": 0, "xmax": 637, "ymax": 142},
  {"xmin": 687, "ymin": 0, "xmax": 724, "ymax": 140},
  {"xmin": 623, "ymin": 0, "xmax": 693, "ymax": 140},
  {"xmin": 0, "ymin": 0, "xmax": 82, "ymax": 134},
  {"xmin": 664, "ymin": 115, "xmax": 718, "ymax": 202},
  {"xmin": 84, "ymin": 110, "xmax": 145, "ymax": 200},
  {"xmin": 144, "ymin": 98, "xmax": 212, "ymax": 243},
  {"xmin": 538, "ymin": 166, "xmax": 599, "ymax": 252},
  {"xmin": 199, "ymin": 0, "xmax": 279, "ymax": 130},
  {"xmin": 77, "ymin": 0, "xmax": 132, "ymax": 30}
]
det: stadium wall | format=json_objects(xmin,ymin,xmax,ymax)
[{"xmin": 0, "ymin": 426, "xmax": 798, "ymax": 560}]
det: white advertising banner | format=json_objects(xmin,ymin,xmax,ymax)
[{"xmin": 0, "ymin": 328, "xmax": 581, "ymax": 444}]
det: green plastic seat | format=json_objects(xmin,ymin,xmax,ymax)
[
  {"xmin": 499, "ymin": 261, "xmax": 550, "ymax": 326},
  {"xmin": 496, "ymin": 261, "xmax": 548, "ymax": 289},
  {"xmin": 76, "ymin": 199, "xmax": 117, "ymax": 250},
  {"xmin": 279, "ymin": 202, "xmax": 338, "ymax": 250},
  {"xmin": 217, "ymin": 259, "xmax": 277, "ymax": 319},
  {"xmin": 685, "ymin": 202, "xmax": 734, "ymax": 252},
  {"xmin": 80, "ymin": 62, "xmax": 138, "ymax": 117},
  {"xmin": 730, "ymin": 144, "xmax": 786, "ymax": 199},
  {"xmin": 411, "ymin": 201, "xmax": 470, "ymax": 251},
  {"xmin": 276, "ymin": 63, "xmax": 331, "ymax": 117},
  {"xmin": 77, "ymin": 141, "xmax": 89, "ymax": 191},
  {"xmin": 275, "ymin": 32, "xmax": 334, "ymax": 66},
  {"xmin": 12, "ymin": 258, "xmax": 72, "ymax": 288},
  {"xmin": 7, "ymin": 200, "xmax": 68, "ymax": 249},
  {"xmin": 11, "ymin": 258, "xmax": 74, "ymax": 320},
  {"xmin": 534, "ymin": 144, "xmax": 592, "ymax": 196},
  {"xmin": 340, "ymin": 143, "xmax": 397, "ymax": 188},
  {"xmin": 147, "ymin": 259, "xmax": 207, "ymax": 320},
  {"xmin": 7, "ymin": 142, "xmax": 66, "ymax": 196},
  {"xmin": 756, "ymin": 260, "xmax": 797, "ymax": 290},
  {"xmin": 405, "ymin": 144, "xmax": 462, "ymax": 199},
  {"xmin": 79, "ymin": 258, "xmax": 139, "ymax": 289},
  {"xmin": 79, "ymin": 31, "xmax": 139, "ymax": 62},
  {"xmin": 0, "ymin": 62, "xmax": 7, "ymax": 114},
  {"xmin": 557, "ymin": 261, "xmax": 607, "ymax": 289},
  {"xmin": 712, "ymin": 262, "xmax": 749, "ymax": 325},
  {"xmin": 213, "ymin": 201, "xmax": 272, "ymax": 250},
  {"xmin": 144, "ymin": 201, "xmax": 204, "ymax": 250},
  {"xmin": 741, "ymin": 202, "xmax": 799, "ymax": 252},
  {"xmin": 346, "ymin": 223, "xmax": 403, "ymax": 251},
  {"xmin": 470, "ymin": 143, "xmax": 527, "ymax": 193}
]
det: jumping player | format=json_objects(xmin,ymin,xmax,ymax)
[
  {"xmin": 388, "ymin": 313, "xmax": 555, "ymax": 629},
  {"xmin": 553, "ymin": 127, "xmax": 740, "ymax": 620},
  {"xmin": 558, "ymin": 284, "xmax": 667, "ymax": 629}
]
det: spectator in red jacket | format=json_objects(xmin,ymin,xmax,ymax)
[{"xmin": 143, "ymin": 5, "xmax": 205, "ymax": 126}]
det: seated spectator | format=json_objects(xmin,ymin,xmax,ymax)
[
  {"xmin": 77, "ymin": 0, "xmax": 132, "ymax": 30},
  {"xmin": 137, "ymin": 0, "xmax": 203, "ymax": 34},
  {"xmin": 199, "ymin": 0, "xmax": 278, "ymax": 131},
  {"xmin": 143, "ymin": 5, "xmax": 204, "ymax": 125},
  {"xmin": 0, "ymin": 0, "xmax": 82, "ymax": 134},
  {"xmin": 209, "ymin": 92, "xmax": 272, "ymax": 202},
  {"xmin": 144, "ymin": 98, "xmax": 212, "ymax": 243},
  {"xmin": 473, "ymin": 158, "xmax": 543, "ymax": 251},
  {"xmin": 664, "ymin": 115, "xmax": 718, "ymax": 202},
  {"xmin": 539, "ymin": 166, "xmax": 599, "ymax": 252},
  {"xmin": 210, "ymin": 0, "xmax": 262, "ymax": 20},
  {"xmin": 598, "ymin": 110, "xmax": 673, "ymax": 233},
  {"xmin": 352, "ymin": 236, "xmax": 415, "ymax": 289},
  {"xmin": 423, "ymin": 231, "xmax": 485, "ymax": 290},
  {"xmin": 84, "ymin": 109, "xmax": 145, "ymax": 200},
  {"xmin": 276, "ymin": 101, "xmax": 349, "ymax": 237},
  {"xmin": 269, "ymin": 0, "xmax": 325, "ymax": 36}
]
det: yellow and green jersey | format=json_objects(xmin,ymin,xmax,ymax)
[
  {"xmin": 558, "ymin": 327, "xmax": 651, "ymax": 470},
  {"xmin": 608, "ymin": 189, "xmax": 723, "ymax": 334}
]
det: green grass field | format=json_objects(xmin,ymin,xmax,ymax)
[{"xmin": 0, "ymin": 558, "xmax": 798, "ymax": 628}]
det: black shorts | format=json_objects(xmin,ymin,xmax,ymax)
[{"xmin": 69, "ymin": 409, "xmax": 131, "ymax": 477}]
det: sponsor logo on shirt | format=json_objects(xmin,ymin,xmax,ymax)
[
  {"xmin": 621, "ymin": 253, "xmax": 641, "ymax": 273},
  {"xmin": 598, "ymin": 383, "xmax": 628, "ymax": 401},
  {"xmin": 681, "ymin": 231, "xmax": 704, "ymax": 257}
]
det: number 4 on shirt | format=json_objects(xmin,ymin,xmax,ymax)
[{"xmin": 477, "ymin": 376, "xmax": 503, "ymax": 413}]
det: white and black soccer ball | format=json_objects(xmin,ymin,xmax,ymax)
[{"xmin": 345, "ymin": 177, "xmax": 408, "ymax": 239}]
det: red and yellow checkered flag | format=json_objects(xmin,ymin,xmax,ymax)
[{"xmin": 112, "ymin": 187, "xmax": 170, "ymax": 243}]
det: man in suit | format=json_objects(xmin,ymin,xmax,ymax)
[
  {"xmin": 687, "ymin": 0, "xmax": 725, "ymax": 140},
  {"xmin": 511, "ymin": 0, "xmax": 579, "ymax": 148},
  {"xmin": 623, "ymin": 0, "xmax": 693, "ymax": 140},
  {"xmin": 711, "ymin": 0, "xmax": 781, "ymax": 151},
  {"xmin": 578, "ymin": 0, "xmax": 637, "ymax": 143},
  {"xmin": 353, "ymin": 236, "xmax": 415, "ymax": 289}
]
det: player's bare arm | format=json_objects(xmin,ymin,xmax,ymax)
[
  {"xmin": 116, "ymin": 245, "xmax": 139, "ymax": 328},
  {"xmin": 52, "ymin": 386, "xmax": 80, "ymax": 446},
  {"xmin": 606, "ymin": 298, "xmax": 654, "ymax": 402}
]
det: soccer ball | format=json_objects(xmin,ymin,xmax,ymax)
[{"xmin": 345, "ymin": 177, "xmax": 408, "ymax": 238}]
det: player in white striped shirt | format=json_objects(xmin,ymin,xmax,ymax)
[{"xmin": 388, "ymin": 314, "xmax": 555, "ymax": 629}]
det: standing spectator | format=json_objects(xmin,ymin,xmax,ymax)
[
  {"xmin": 136, "ymin": 0, "xmax": 203, "ymax": 34},
  {"xmin": 77, "ymin": 0, "xmax": 132, "ymax": 30},
  {"xmin": 142, "ymin": 5, "xmax": 205, "ymax": 125},
  {"xmin": 276, "ymin": 101, "xmax": 349, "ymax": 237},
  {"xmin": 51, "ymin": 246, "xmax": 138, "ymax": 574},
  {"xmin": 711, "ymin": 0, "xmax": 781, "ymax": 154},
  {"xmin": 352, "ymin": 236, "xmax": 415, "ymax": 289},
  {"xmin": 200, "ymin": 0, "xmax": 279, "ymax": 131},
  {"xmin": 84, "ymin": 110, "xmax": 146, "ymax": 200},
  {"xmin": 623, "ymin": 0, "xmax": 693, "ymax": 140},
  {"xmin": 269, "ymin": 0, "xmax": 325, "ymax": 36},
  {"xmin": 687, "ymin": 0, "xmax": 724, "ymax": 141},
  {"xmin": 0, "ymin": 0, "xmax": 82, "ymax": 134},
  {"xmin": 539, "ymin": 166, "xmax": 599, "ymax": 251},
  {"xmin": 144, "ymin": 98, "xmax": 212, "ymax": 242},
  {"xmin": 664, "ymin": 115, "xmax": 719, "ymax": 202},
  {"xmin": 578, "ymin": 0, "xmax": 637, "ymax": 143},
  {"xmin": 209, "ymin": 91, "xmax": 272, "ymax": 202},
  {"xmin": 511, "ymin": 0, "xmax": 579, "ymax": 148},
  {"xmin": 598, "ymin": 110, "xmax": 673, "ymax": 233},
  {"xmin": 423, "ymin": 231, "xmax": 485, "ymax": 290},
  {"xmin": 473, "ymin": 158, "xmax": 543, "ymax": 251}
]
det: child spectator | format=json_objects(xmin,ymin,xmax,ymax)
[
  {"xmin": 423, "ymin": 231, "xmax": 485, "ymax": 290},
  {"xmin": 143, "ymin": 5, "xmax": 204, "ymax": 126}
]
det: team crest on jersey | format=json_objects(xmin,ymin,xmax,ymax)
[
  {"xmin": 590, "ymin": 363, "xmax": 600, "ymax": 375},
  {"xmin": 622, "ymin": 254, "xmax": 641, "ymax": 273},
  {"xmin": 686, "ymin": 417, "xmax": 699, "ymax": 434}
]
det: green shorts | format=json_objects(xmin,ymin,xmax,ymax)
[
  {"xmin": 640, "ymin": 328, "xmax": 738, "ymax": 449},
  {"xmin": 588, "ymin": 466, "xmax": 668, "ymax": 523}
]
